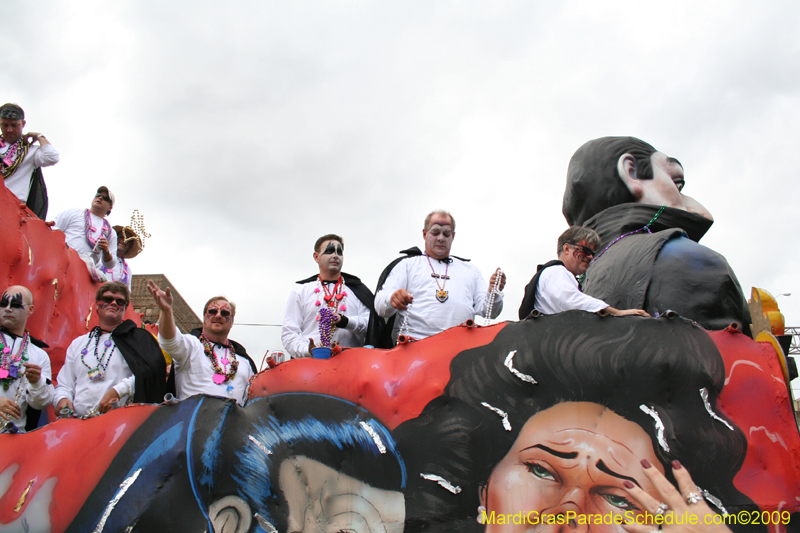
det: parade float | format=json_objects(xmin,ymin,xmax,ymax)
[{"xmin": 0, "ymin": 137, "xmax": 798, "ymax": 533}]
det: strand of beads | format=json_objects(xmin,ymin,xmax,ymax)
[
  {"xmin": 483, "ymin": 268, "xmax": 504, "ymax": 324},
  {"xmin": 200, "ymin": 334, "xmax": 239, "ymax": 384},
  {"xmin": 0, "ymin": 332, "xmax": 29, "ymax": 391},
  {"xmin": 591, "ymin": 205, "xmax": 666, "ymax": 264},
  {"xmin": 83, "ymin": 209, "xmax": 111, "ymax": 250},
  {"xmin": 398, "ymin": 302, "xmax": 412, "ymax": 342},
  {"xmin": 130, "ymin": 209, "xmax": 151, "ymax": 249},
  {"xmin": 318, "ymin": 307, "xmax": 334, "ymax": 348},
  {"xmin": 79, "ymin": 327, "xmax": 116, "ymax": 381}
]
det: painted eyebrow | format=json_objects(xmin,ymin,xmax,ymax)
[
  {"xmin": 666, "ymin": 156, "xmax": 683, "ymax": 168},
  {"xmin": 521, "ymin": 444, "xmax": 579, "ymax": 459},
  {"xmin": 596, "ymin": 459, "xmax": 641, "ymax": 488}
]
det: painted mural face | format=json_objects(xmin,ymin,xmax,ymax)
[
  {"xmin": 482, "ymin": 402, "xmax": 662, "ymax": 532},
  {"xmin": 314, "ymin": 240, "xmax": 344, "ymax": 279},
  {"xmin": 279, "ymin": 455, "xmax": 405, "ymax": 533},
  {"xmin": 423, "ymin": 214, "xmax": 455, "ymax": 260},
  {"xmin": 639, "ymin": 152, "xmax": 686, "ymax": 208}
]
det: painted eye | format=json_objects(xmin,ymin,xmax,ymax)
[
  {"xmin": 600, "ymin": 492, "xmax": 640, "ymax": 511},
  {"xmin": 524, "ymin": 462, "xmax": 555, "ymax": 481}
]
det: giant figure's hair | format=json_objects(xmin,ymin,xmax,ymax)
[
  {"xmin": 394, "ymin": 312, "xmax": 754, "ymax": 532},
  {"xmin": 563, "ymin": 136, "xmax": 658, "ymax": 226}
]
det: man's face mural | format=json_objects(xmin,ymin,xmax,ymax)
[{"xmin": 481, "ymin": 402, "xmax": 662, "ymax": 531}]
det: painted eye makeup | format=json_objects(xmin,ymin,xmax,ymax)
[
  {"xmin": 0, "ymin": 294, "xmax": 26, "ymax": 309},
  {"xmin": 322, "ymin": 243, "xmax": 344, "ymax": 256}
]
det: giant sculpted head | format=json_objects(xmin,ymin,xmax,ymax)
[{"xmin": 562, "ymin": 136, "xmax": 712, "ymax": 226}]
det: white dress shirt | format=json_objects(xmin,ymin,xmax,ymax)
[
  {"xmin": 0, "ymin": 142, "xmax": 60, "ymax": 202},
  {"xmin": 159, "ymin": 332, "xmax": 253, "ymax": 405},
  {"xmin": 54, "ymin": 331, "xmax": 135, "ymax": 417},
  {"xmin": 53, "ymin": 208, "xmax": 118, "ymax": 269},
  {"xmin": 534, "ymin": 264, "xmax": 608, "ymax": 315},
  {"xmin": 282, "ymin": 278, "xmax": 370, "ymax": 359},
  {"xmin": 374, "ymin": 255, "xmax": 503, "ymax": 341},
  {"xmin": 0, "ymin": 331, "xmax": 54, "ymax": 430}
]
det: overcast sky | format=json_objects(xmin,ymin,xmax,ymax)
[{"xmin": 3, "ymin": 1, "xmax": 798, "ymax": 385}]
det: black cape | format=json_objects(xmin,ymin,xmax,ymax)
[
  {"xmin": 517, "ymin": 260, "xmax": 564, "ymax": 319},
  {"xmin": 582, "ymin": 204, "xmax": 751, "ymax": 335},
  {"xmin": 294, "ymin": 272, "xmax": 376, "ymax": 315},
  {"xmin": 111, "ymin": 319, "xmax": 172, "ymax": 404}
]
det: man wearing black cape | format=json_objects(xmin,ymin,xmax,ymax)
[{"xmin": 281, "ymin": 234, "xmax": 375, "ymax": 358}]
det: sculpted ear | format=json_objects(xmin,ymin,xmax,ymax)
[
  {"xmin": 208, "ymin": 495, "xmax": 252, "ymax": 533},
  {"xmin": 617, "ymin": 153, "xmax": 644, "ymax": 201}
]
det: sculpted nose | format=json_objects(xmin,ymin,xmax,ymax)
[{"xmin": 540, "ymin": 489, "xmax": 589, "ymax": 533}]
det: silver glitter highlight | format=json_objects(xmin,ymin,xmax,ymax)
[
  {"xmin": 504, "ymin": 350, "xmax": 537, "ymax": 384},
  {"xmin": 360, "ymin": 421, "xmax": 387, "ymax": 454},
  {"xmin": 420, "ymin": 473, "xmax": 462, "ymax": 494},
  {"xmin": 249, "ymin": 435, "xmax": 272, "ymax": 455},
  {"xmin": 699, "ymin": 388, "xmax": 734, "ymax": 431},
  {"xmin": 639, "ymin": 404, "xmax": 669, "ymax": 452},
  {"xmin": 699, "ymin": 486, "xmax": 728, "ymax": 515},
  {"xmin": 93, "ymin": 468, "xmax": 142, "ymax": 533},
  {"xmin": 481, "ymin": 402, "xmax": 512, "ymax": 431}
]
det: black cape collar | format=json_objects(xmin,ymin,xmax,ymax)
[
  {"xmin": 0, "ymin": 326, "xmax": 49, "ymax": 349},
  {"xmin": 584, "ymin": 203, "xmax": 713, "ymax": 246}
]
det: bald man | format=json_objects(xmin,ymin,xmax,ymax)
[{"xmin": 0, "ymin": 286, "xmax": 54, "ymax": 431}]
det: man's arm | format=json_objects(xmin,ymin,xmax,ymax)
[
  {"xmin": 24, "ymin": 350, "xmax": 54, "ymax": 410},
  {"xmin": 53, "ymin": 348, "xmax": 77, "ymax": 412},
  {"xmin": 27, "ymin": 134, "xmax": 60, "ymax": 168},
  {"xmin": 147, "ymin": 280, "xmax": 192, "ymax": 365},
  {"xmin": 374, "ymin": 264, "xmax": 412, "ymax": 317},
  {"xmin": 281, "ymin": 289, "xmax": 313, "ymax": 359},
  {"xmin": 472, "ymin": 267, "xmax": 505, "ymax": 319},
  {"xmin": 99, "ymin": 230, "xmax": 118, "ymax": 270}
]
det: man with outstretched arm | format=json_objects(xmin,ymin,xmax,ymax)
[
  {"xmin": 147, "ymin": 281, "xmax": 256, "ymax": 405},
  {"xmin": 0, "ymin": 285, "xmax": 54, "ymax": 431},
  {"xmin": 518, "ymin": 226, "xmax": 651, "ymax": 318}
]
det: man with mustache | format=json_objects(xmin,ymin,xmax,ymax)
[
  {"xmin": 0, "ymin": 285, "xmax": 54, "ymax": 431},
  {"xmin": 519, "ymin": 227, "xmax": 649, "ymax": 318},
  {"xmin": 147, "ymin": 281, "xmax": 256, "ymax": 405},
  {"xmin": 54, "ymin": 282, "xmax": 169, "ymax": 417},
  {"xmin": 282, "ymin": 234, "xmax": 374, "ymax": 359}
]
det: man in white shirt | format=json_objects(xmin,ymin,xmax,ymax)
[
  {"xmin": 0, "ymin": 103, "xmax": 59, "ymax": 219},
  {"xmin": 53, "ymin": 186, "xmax": 118, "ymax": 280},
  {"xmin": 54, "ymin": 281, "xmax": 169, "ymax": 417},
  {"xmin": 147, "ymin": 281, "xmax": 256, "ymax": 405},
  {"xmin": 518, "ymin": 226, "xmax": 650, "ymax": 318},
  {"xmin": 373, "ymin": 211, "xmax": 506, "ymax": 345},
  {"xmin": 0, "ymin": 285, "xmax": 54, "ymax": 431},
  {"xmin": 100, "ymin": 225, "xmax": 142, "ymax": 292},
  {"xmin": 282, "ymin": 234, "xmax": 374, "ymax": 359}
]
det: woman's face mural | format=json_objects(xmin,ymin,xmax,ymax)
[
  {"xmin": 279, "ymin": 455, "xmax": 405, "ymax": 533},
  {"xmin": 482, "ymin": 402, "xmax": 662, "ymax": 531}
]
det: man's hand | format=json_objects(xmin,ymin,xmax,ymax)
[
  {"xmin": 96, "ymin": 237, "xmax": 109, "ymax": 252},
  {"xmin": 607, "ymin": 307, "xmax": 651, "ymax": 317},
  {"xmin": 24, "ymin": 132, "xmax": 43, "ymax": 144},
  {"xmin": 147, "ymin": 280, "xmax": 173, "ymax": 312},
  {"xmin": 22, "ymin": 363, "xmax": 42, "ymax": 384},
  {"xmin": 390, "ymin": 289, "xmax": 414, "ymax": 311},
  {"xmin": 307, "ymin": 338, "xmax": 317, "ymax": 358},
  {"xmin": 99, "ymin": 389, "xmax": 120, "ymax": 413},
  {"xmin": 489, "ymin": 268, "xmax": 506, "ymax": 292},
  {"xmin": 0, "ymin": 398, "xmax": 21, "ymax": 421},
  {"xmin": 56, "ymin": 398, "xmax": 74, "ymax": 413}
]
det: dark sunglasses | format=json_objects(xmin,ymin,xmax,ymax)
[
  {"xmin": 206, "ymin": 308, "xmax": 231, "ymax": 318},
  {"xmin": 95, "ymin": 193, "xmax": 112, "ymax": 203},
  {"xmin": 569, "ymin": 243, "xmax": 596, "ymax": 257},
  {"xmin": 0, "ymin": 299, "xmax": 27, "ymax": 309},
  {"xmin": 99, "ymin": 295, "xmax": 128, "ymax": 307}
]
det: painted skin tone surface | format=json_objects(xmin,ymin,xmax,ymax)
[
  {"xmin": 482, "ymin": 402, "xmax": 663, "ymax": 533},
  {"xmin": 279, "ymin": 455, "xmax": 405, "ymax": 533},
  {"xmin": 0, "ymin": 287, "xmax": 43, "ymax": 420}
]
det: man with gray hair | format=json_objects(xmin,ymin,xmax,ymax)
[
  {"xmin": 518, "ymin": 226, "xmax": 650, "ymax": 318},
  {"xmin": 0, "ymin": 103, "xmax": 59, "ymax": 219}
]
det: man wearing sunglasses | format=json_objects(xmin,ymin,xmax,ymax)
[
  {"xmin": 146, "ymin": 281, "xmax": 257, "ymax": 405},
  {"xmin": 53, "ymin": 186, "xmax": 119, "ymax": 281},
  {"xmin": 0, "ymin": 285, "xmax": 54, "ymax": 431},
  {"xmin": 372, "ymin": 210, "xmax": 506, "ymax": 346},
  {"xmin": 0, "ymin": 103, "xmax": 60, "ymax": 219},
  {"xmin": 282, "ymin": 234, "xmax": 375, "ymax": 358},
  {"xmin": 54, "ymin": 282, "xmax": 169, "ymax": 417},
  {"xmin": 519, "ymin": 226, "xmax": 650, "ymax": 318}
]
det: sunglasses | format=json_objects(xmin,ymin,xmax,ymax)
[
  {"xmin": 0, "ymin": 299, "xmax": 28, "ymax": 309},
  {"xmin": 206, "ymin": 308, "xmax": 232, "ymax": 318},
  {"xmin": 95, "ymin": 193, "xmax": 112, "ymax": 203},
  {"xmin": 99, "ymin": 295, "xmax": 127, "ymax": 307},
  {"xmin": 569, "ymin": 243, "xmax": 596, "ymax": 257}
]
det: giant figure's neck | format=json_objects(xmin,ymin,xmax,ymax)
[{"xmin": 583, "ymin": 203, "xmax": 713, "ymax": 246}]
